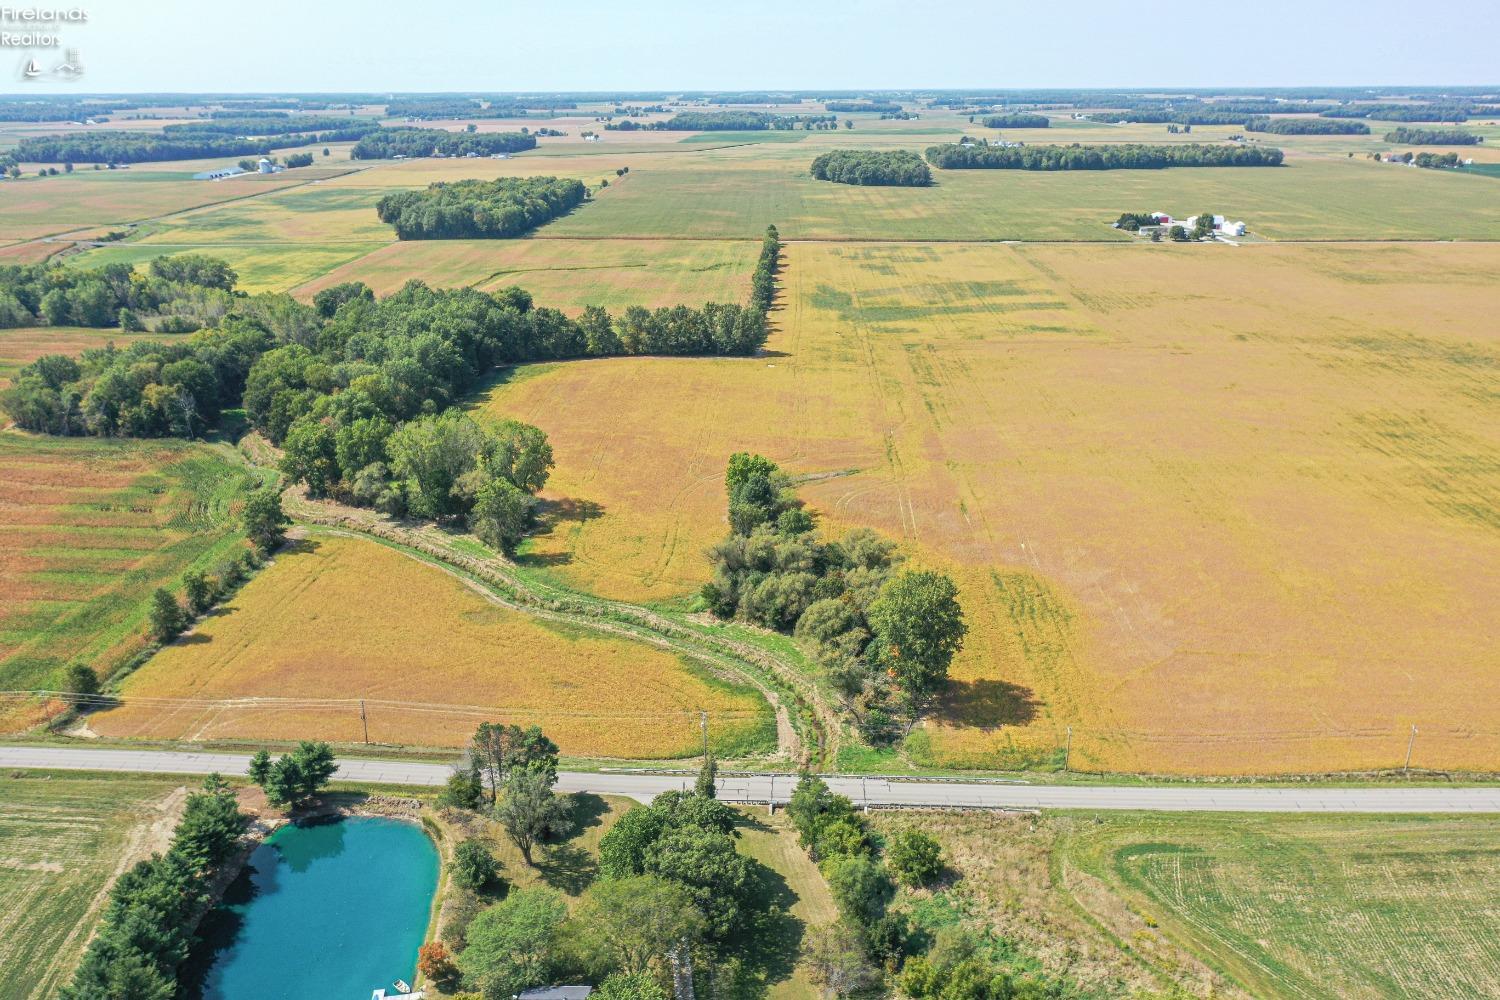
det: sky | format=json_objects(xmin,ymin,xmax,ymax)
[{"xmin": 7, "ymin": 0, "xmax": 1499, "ymax": 94}]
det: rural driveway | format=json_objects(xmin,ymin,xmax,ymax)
[{"xmin": 4, "ymin": 746, "xmax": 1500, "ymax": 813}]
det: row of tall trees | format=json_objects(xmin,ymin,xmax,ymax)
[
  {"xmin": 60, "ymin": 775, "xmax": 247, "ymax": 1000},
  {"xmin": 612, "ymin": 111, "xmax": 837, "ymax": 131},
  {"xmin": 1245, "ymin": 116, "xmax": 1369, "ymax": 134},
  {"xmin": 926, "ymin": 142, "xmax": 1284, "ymax": 170},
  {"xmin": 1384, "ymin": 127, "xmax": 1482, "ymax": 145},
  {"xmin": 350, "ymin": 128, "xmax": 537, "ymax": 159},
  {"xmin": 825, "ymin": 102, "xmax": 902, "ymax": 113},
  {"xmin": 809, "ymin": 150, "xmax": 932, "ymax": 186},
  {"xmin": 701, "ymin": 454, "xmax": 966, "ymax": 742},
  {"xmin": 1324, "ymin": 104, "xmax": 1476, "ymax": 122},
  {"xmin": 375, "ymin": 176, "xmax": 587, "ymax": 239}
]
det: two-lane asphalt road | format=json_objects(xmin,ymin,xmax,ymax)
[{"xmin": 5, "ymin": 746, "xmax": 1499, "ymax": 812}]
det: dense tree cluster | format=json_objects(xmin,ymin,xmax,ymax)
[
  {"xmin": 1384, "ymin": 127, "xmax": 1482, "ymax": 145},
  {"xmin": 980, "ymin": 113, "xmax": 1049, "ymax": 128},
  {"xmin": 825, "ymin": 101, "xmax": 902, "ymax": 113},
  {"xmin": 1113, "ymin": 212, "xmax": 1158, "ymax": 231},
  {"xmin": 0, "ymin": 254, "xmax": 236, "ymax": 330},
  {"xmin": 1356, "ymin": 104, "xmax": 1470, "ymax": 121},
  {"xmin": 701, "ymin": 454, "xmax": 965, "ymax": 736},
  {"xmin": 375, "ymin": 176, "xmax": 586, "ymax": 239},
  {"xmin": 1385, "ymin": 150, "xmax": 1466, "ymax": 168},
  {"xmin": 350, "ymin": 127, "xmax": 537, "ymax": 159},
  {"xmin": 247, "ymin": 741, "xmax": 338, "ymax": 807},
  {"xmin": 809, "ymin": 149, "xmax": 932, "ymax": 186},
  {"xmin": 1245, "ymin": 116, "xmax": 1369, "ymax": 134},
  {"xmin": 927, "ymin": 142, "xmax": 1284, "ymax": 170},
  {"xmin": 16, "ymin": 124, "xmax": 372, "ymax": 164},
  {"xmin": 60, "ymin": 775, "xmax": 246, "ymax": 1000}
]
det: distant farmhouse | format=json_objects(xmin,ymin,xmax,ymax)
[
  {"xmin": 1127, "ymin": 211, "xmax": 1247, "ymax": 238},
  {"xmin": 193, "ymin": 166, "xmax": 247, "ymax": 181}
]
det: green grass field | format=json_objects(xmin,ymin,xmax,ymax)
[
  {"xmin": 0, "ymin": 433, "xmax": 259, "ymax": 695},
  {"xmin": 1060, "ymin": 813, "xmax": 1500, "ymax": 999},
  {"xmin": 65, "ymin": 241, "xmax": 384, "ymax": 294},
  {"xmin": 0, "ymin": 772, "xmax": 185, "ymax": 1000}
]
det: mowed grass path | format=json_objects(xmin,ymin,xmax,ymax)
[
  {"xmin": 478, "ymin": 241, "xmax": 1500, "ymax": 774},
  {"xmin": 0, "ymin": 773, "xmax": 184, "ymax": 1000},
  {"xmin": 294, "ymin": 237, "xmax": 758, "ymax": 311},
  {"xmin": 0, "ymin": 433, "xmax": 255, "ymax": 697},
  {"xmin": 1061, "ymin": 813, "xmax": 1500, "ymax": 999},
  {"xmin": 94, "ymin": 532, "xmax": 772, "ymax": 758}
]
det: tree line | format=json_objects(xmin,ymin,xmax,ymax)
[
  {"xmin": 1325, "ymin": 104, "xmax": 1476, "ymax": 122},
  {"xmin": 1384, "ymin": 127, "xmax": 1482, "ymax": 145},
  {"xmin": 375, "ymin": 176, "xmax": 586, "ymax": 239},
  {"xmin": 926, "ymin": 142, "xmax": 1284, "ymax": 170},
  {"xmin": 16, "ymin": 125, "xmax": 374, "ymax": 164},
  {"xmin": 160, "ymin": 115, "xmax": 376, "ymax": 137},
  {"xmin": 810, "ymin": 149, "xmax": 932, "ymax": 187},
  {"xmin": 350, "ymin": 128, "xmax": 537, "ymax": 159},
  {"xmin": 701, "ymin": 453, "xmax": 966, "ymax": 742},
  {"xmin": 980, "ymin": 113, "xmax": 1049, "ymax": 128},
  {"xmin": 1245, "ymin": 116, "xmax": 1369, "ymax": 134},
  {"xmin": 610, "ymin": 111, "xmax": 838, "ymax": 131},
  {"xmin": 60, "ymin": 775, "xmax": 247, "ymax": 1000},
  {"xmin": 825, "ymin": 101, "xmax": 902, "ymax": 113}
]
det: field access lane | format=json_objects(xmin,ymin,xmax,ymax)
[{"xmin": 4, "ymin": 746, "xmax": 1499, "ymax": 813}]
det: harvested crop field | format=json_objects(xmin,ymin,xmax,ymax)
[
  {"xmin": 1059, "ymin": 812, "xmax": 1500, "ymax": 999},
  {"xmin": 294, "ymin": 238, "xmax": 759, "ymax": 311},
  {"xmin": 0, "ymin": 433, "xmax": 255, "ymax": 699},
  {"xmin": 92, "ymin": 532, "xmax": 773, "ymax": 757},
  {"xmin": 0, "ymin": 170, "xmax": 312, "ymax": 241},
  {"xmin": 0, "ymin": 772, "xmax": 186, "ymax": 1000},
  {"xmin": 478, "ymin": 240, "xmax": 1500, "ymax": 774}
]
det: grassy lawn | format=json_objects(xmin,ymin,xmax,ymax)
[
  {"xmin": 1058, "ymin": 812, "xmax": 1500, "ymax": 999},
  {"xmin": 0, "ymin": 772, "xmax": 186, "ymax": 1000}
]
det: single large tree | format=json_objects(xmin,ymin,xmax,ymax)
[
  {"xmin": 805, "ymin": 920, "xmax": 878, "ymax": 998},
  {"xmin": 241, "ymin": 485, "xmax": 289, "ymax": 554},
  {"xmin": 866, "ymin": 570, "xmax": 966, "ymax": 722},
  {"xmin": 470, "ymin": 722, "xmax": 559, "ymax": 804},
  {"xmin": 455, "ymin": 887, "xmax": 568, "ymax": 998},
  {"xmin": 572, "ymin": 875, "xmax": 704, "ymax": 975},
  {"xmin": 494, "ymin": 770, "xmax": 571, "ymax": 866}
]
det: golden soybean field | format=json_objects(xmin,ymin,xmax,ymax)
[{"xmin": 480, "ymin": 240, "xmax": 1500, "ymax": 774}]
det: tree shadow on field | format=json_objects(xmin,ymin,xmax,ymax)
[
  {"xmin": 534, "ymin": 793, "xmax": 610, "ymax": 895},
  {"xmin": 514, "ymin": 496, "xmax": 605, "ymax": 569},
  {"xmin": 727, "ymin": 851, "xmax": 803, "ymax": 998},
  {"xmin": 939, "ymin": 678, "xmax": 1041, "ymax": 729}
]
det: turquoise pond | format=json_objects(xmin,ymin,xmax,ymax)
[{"xmin": 190, "ymin": 817, "xmax": 439, "ymax": 1000}]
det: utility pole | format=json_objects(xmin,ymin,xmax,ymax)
[
  {"xmin": 862, "ymin": 775, "xmax": 869, "ymax": 813},
  {"xmin": 768, "ymin": 773, "xmax": 775, "ymax": 814},
  {"xmin": 1404, "ymin": 724, "xmax": 1418, "ymax": 775},
  {"xmin": 360, "ymin": 699, "xmax": 369, "ymax": 745},
  {"xmin": 1064, "ymin": 726, "xmax": 1072, "ymax": 772},
  {"xmin": 700, "ymin": 710, "xmax": 709, "ymax": 760}
]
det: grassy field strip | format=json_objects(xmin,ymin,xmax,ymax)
[{"xmin": 94, "ymin": 530, "xmax": 777, "ymax": 759}]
